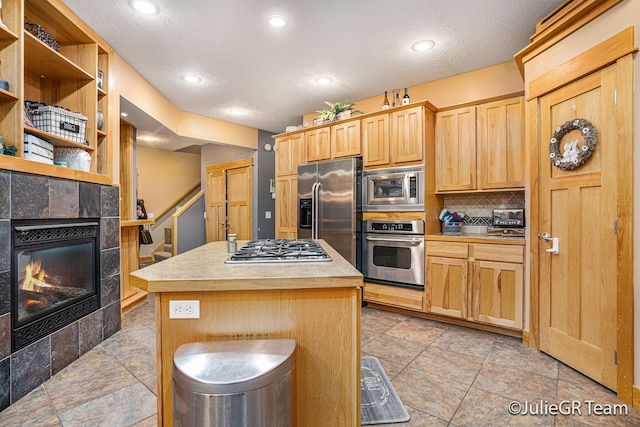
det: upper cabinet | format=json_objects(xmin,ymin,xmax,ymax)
[
  {"xmin": 0, "ymin": 0, "xmax": 114, "ymax": 184},
  {"xmin": 362, "ymin": 104, "xmax": 433, "ymax": 168},
  {"xmin": 331, "ymin": 119, "xmax": 360, "ymax": 159},
  {"xmin": 435, "ymin": 106, "xmax": 477, "ymax": 191},
  {"xmin": 275, "ymin": 132, "xmax": 305, "ymax": 176},
  {"xmin": 476, "ymin": 97, "xmax": 525, "ymax": 189},
  {"xmin": 435, "ymin": 95, "xmax": 524, "ymax": 193},
  {"xmin": 305, "ymin": 126, "xmax": 331, "ymax": 162}
]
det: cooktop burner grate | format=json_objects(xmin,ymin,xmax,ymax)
[{"xmin": 225, "ymin": 239, "xmax": 332, "ymax": 263}]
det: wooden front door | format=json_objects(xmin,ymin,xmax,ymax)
[
  {"xmin": 538, "ymin": 66, "xmax": 619, "ymax": 390},
  {"xmin": 205, "ymin": 158, "xmax": 253, "ymax": 243}
]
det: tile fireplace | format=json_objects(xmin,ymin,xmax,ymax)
[
  {"xmin": 0, "ymin": 170, "xmax": 121, "ymax": 412},
  {"xmin": 12, "ymin": 220, "xmax": 101, "ymax": 351}
]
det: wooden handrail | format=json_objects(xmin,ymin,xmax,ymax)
[{"xmin": 155, "ymin": 183, "xmax": 201, "ymax": 220}]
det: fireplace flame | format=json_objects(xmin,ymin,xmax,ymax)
[{"xmin": 20, "ymin": 260, "xmax": 54, "ymax": 291}]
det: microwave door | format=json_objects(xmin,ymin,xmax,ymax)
[{"xmin": 369, "ymin": 174, "xmax": 406, "ymax": 205}]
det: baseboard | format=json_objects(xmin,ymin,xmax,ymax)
[
  {"xmin": 522, "ymin": 330, "xmax": 530, "ymax": 346},
  {"xmin": 633, "ymin": 385, "xmax": 640, "ymax": 410},
  {"xmin": 139, "ymin": 256, "xmax": 154, "ymax": 263}
]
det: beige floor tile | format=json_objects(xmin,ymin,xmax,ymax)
[
  {"xmin": 392, "ymin": 366, "xmax": 469, "ymax": 422},
  {"xmin": 487, "ymin": 339, "xmax": 559, "ymax": 379},
  {"xmin": 0, "ymin": 386, "xmax": 61, "ymax": 427},
  {"xmin": 384, "ymin": 318, "xmax": 447, "ymax": 346},
  {"xmin": 362, "ymin": 333, "xmax": 427, "ymax": 366},
  {"xmin": 473, "ymin": 361, "xmax": 558, "ymax": 403},
  {"xmin": 430, "ymin": 327, "xmax": 498, "ymax": 359},
  {"xmin": 409, "ymin": 346, "xmax": 484, "ymax": 385}
]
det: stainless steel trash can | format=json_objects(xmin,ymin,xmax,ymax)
[{"xmin": 172, "ymin": 338, "xmax": 296, "ymax": 427}]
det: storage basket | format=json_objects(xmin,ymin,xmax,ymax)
[
  {"xmin": 29, "ymin": 106, "xmax": 87, "ymax": 144},
  {"xmin": 441, "ymin": 222, "xmax": 462, "ymax": 234}
]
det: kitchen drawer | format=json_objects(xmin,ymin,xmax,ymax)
[
  {"xmin": 426, "ymin": 241, "xmax": 469, "ymax": 258},
  {"xmin": 364, "ymin": 282, "xmax": 423, "ymax": 312},
  {"xmin": 471, "ymin": 244, "xmax": 524, "ymax": 263}
]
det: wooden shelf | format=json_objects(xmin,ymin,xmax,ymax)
[
  {"xmin": 0, "ymin": 24, "xmax": 19, "ymax": 42},
  {"xmin": 98, "ymin": 87, "xmax": 107, "ymax": 98},
  {"xmin": 0, "ymin": 155, "xmax": 111, "ymax": 184},
  {"xmin": 97, "ymin": 129, "xmax": 107, "ymax": 138},
  {"xmin": 24, "ymin": 125, "xmax": 96, "ymax": 151},
  {"xmin": 0, "ymin": 88, "xmax": 19, "ymax": 101},
  {"xmin": 23, "ymin": 31, "xmax": 93, "ymax": 81}
]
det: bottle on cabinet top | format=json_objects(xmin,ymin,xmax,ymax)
[
  {"xmin": 382, "ymin": 91, "xmax": 390, "ymax": 110},
  {"xmin": 402, "ymin": 88, "xmax": 410, "ymax": 105}
]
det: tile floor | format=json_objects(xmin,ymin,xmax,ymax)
[{"xmin": 2, "ymin": 295, "xmax": 639, "ymax": 426}]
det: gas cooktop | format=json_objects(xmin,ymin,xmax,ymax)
[{"xmin": 224, "ymin": 239, "xmax": 332, "ymax": 264}]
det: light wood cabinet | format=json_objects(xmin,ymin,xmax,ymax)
[
  {"xmin": 0, "ymin": 0, "xmax": 113, "ymax": 183},
  {"xmin": 477, "ymin": 97, "xmax": 525, "ymax": 189},
  {"xmin": 425, "ymin": 240, "xmax": 524, "ymax": 330},
  {"xmin": 331, "ymin": 119, "xmax": 360, "ymax": 158},
  {"xmin": 435, "ymin": 106, "xmax": 477, "ymax": 191},
  {"xmin": 364, "ymin": 282, "xmax": 423, "ymax": 312},
  {"xmin": 425, "ymin": 241, "xmax": 469, "ymax": 318},
  {"xmin": 275, "ymin": 174, "xmax": 298, "ymax": 238},
  {"xmin": 275, "ymin": 133, "xmax": 305, "ymax": 176},
  {"xmin": 391, "ymin": 106, "xmax": 424, "ymax": 164},
  {"xmin": 435, "ymin": 96, "xmax": 525, "ymax": 192},
  {"xmin": 305, "ymin": 127, "xmax": 331, "ymax": 162},
  {"xmin": 362, "ymin": 114, "xmax": 390, "ymax": 166}
]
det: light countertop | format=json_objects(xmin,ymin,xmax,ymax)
[{"xmin": 129, "ymin": 239, "xmax": 363, "ymax": 293}]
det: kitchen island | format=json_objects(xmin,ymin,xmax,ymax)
[{"xmin": 130, "ymin": 240, "xmax": 362, "ymax": 426}]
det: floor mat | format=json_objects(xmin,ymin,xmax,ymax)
[{"xmin": 361, "ymin": 356, "xmax": 410, "ymax": 425}]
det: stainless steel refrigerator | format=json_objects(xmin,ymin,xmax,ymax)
[{"xmin": 298, "ymin": 158, "xmax": 362, "ymax": 268}]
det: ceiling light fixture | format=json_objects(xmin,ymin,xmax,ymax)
[
  {"xmin": 411, "ymin": 39, "xmax": 436, "ymax": 52},
  {"xmin": 129, "ymin": 0, "xmax": 160, "ymax": 15},
  {"xmin": 228, "ymin": 108, "xmax": 244, "ymax": 115},
  {"xmin": 181, "ymin": 74, "xmax": 202, "ymax": 83},
  {"xmin": 120, "ymin": 112, "xmax": 128, "ymax": 117},
  {"xmin": 267, "ymin": 15, "xmax": 288, "ymax": 28},
  {"xmin": 315, "ymin": 77, "xmax": 333, "ymax": 86}
]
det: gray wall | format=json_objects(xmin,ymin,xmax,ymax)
[
  {"xmin": 175, "ymin": 194, "xmax": 206, "ymax": 254},
  {"xmin": 255, "ymin": 130, "xmax": 276, "ymax": 239}
]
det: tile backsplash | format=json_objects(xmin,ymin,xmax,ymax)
[{"xmin": 443, "ymin": 191, "xmax": 525, "ymax": 223}]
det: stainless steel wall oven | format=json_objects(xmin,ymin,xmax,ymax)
[{"xmin": 362, "ymin": 220, "xmax": 425, "ymax": 290}]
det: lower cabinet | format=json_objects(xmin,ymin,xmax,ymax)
[
  {"xmin": 364, "ymin": 282, "xmax": 423, "ymax": 312},
  {"xmin": 425, "ymin": 240, "xmax": 524, "ymax": 330}
]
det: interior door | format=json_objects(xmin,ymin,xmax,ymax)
[
  {"xmin": 227, "ymin": 165, "xmax": 252, "ymax": 240},
  {"xmin": 538, "ymin": 66, "xmax": 618, "ymax": 390},
  {"xmin": 206, "ymin": 169, "xmax": 226, "ymax": 242}
]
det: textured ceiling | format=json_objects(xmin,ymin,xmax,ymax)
[{"xmin": 60, "ymin": 0, "xmax": 563, "ymax": 148}]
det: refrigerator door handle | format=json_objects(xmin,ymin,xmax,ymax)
[{"xmin": 311, "ymin": 182, "xmax": 319, "ymax": 239}]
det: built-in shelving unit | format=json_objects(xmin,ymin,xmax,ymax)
[{"xmin": 0, "ymin": 0, "xmax": 114, "ymax": 184}]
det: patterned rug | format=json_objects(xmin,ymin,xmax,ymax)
[{"xmin": 361, "ymin": 356, "xmax": 410, "ymax": 425}]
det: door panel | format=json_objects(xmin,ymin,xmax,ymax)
[
  {"xmin": 539, "ymin": 66, "xmax": 617, "ymax": 390},
  {"xmin": 206, "ymin": 169, "xmax": 226, "ymax": 242},
  {"xmin": 227, "ymin": 166, "xmax": 252, "ymax": 240}
]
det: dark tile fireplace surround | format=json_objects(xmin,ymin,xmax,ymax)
[{"xmin": 0, "ymin": 170, "xmax": 121, "ymax": 412}]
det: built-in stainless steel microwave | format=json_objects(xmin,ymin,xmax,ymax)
[{"xmin": 362, "ymin": 165, "xmax": 424, "ymax": 212}]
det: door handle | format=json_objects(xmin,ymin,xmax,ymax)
[{"xmin": 538, "ymin": 233, "xmax": 559, "ymax": 254}]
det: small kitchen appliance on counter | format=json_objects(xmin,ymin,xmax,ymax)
[
  {"xmin": 225, "ymin": 239, "xmax": 332, "ymax": 264},
  {"xmin": 486, "ymin": 208, "xmax": 525, "ymax": 237}
]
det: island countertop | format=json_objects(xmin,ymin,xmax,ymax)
[{"xmin": 129, "ymin": 239, "xmax": 363, "ymax": 293}]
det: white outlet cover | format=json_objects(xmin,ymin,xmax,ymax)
[{"xmin": 169, "ymin": 300, "xmax": 200, "ymax": 319}]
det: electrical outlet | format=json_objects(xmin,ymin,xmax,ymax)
[{"xmin": 169, "ymin": 300, "xmax": 200, "ymax": 319}]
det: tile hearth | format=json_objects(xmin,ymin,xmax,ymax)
[{"xmin": 2, "ymin": 294, "xmax": 639, "ymax": 426}]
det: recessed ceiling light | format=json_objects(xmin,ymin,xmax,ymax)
[
  {"xmin": 120, "ymin": 112, "xmax": 128, "ymax": 117},
  {"xmin": 129, "ymin": 0, "xmax": 160, "ymax": 15},
  {"xmin": 315, "ymin": 77, "xmax": 333, "ymax": 86},
  {"xmin": 411, "ymin": 39, "xmax": 435, "ymax": 52},
  {"xmin": 181, "ymin": 74, "xmax": 202, "ymax": 83},
  {"xmin": 267, "ymin": 15, "xmax": 288, "ymax": 28},
  {"xmin": 228, "ymin": 108, "xmax": 244, "ymax": 115}
]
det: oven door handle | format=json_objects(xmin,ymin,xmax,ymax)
[{"xmin": 364, "ymin": 236, "xmax": 423, "ymax": 244}]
